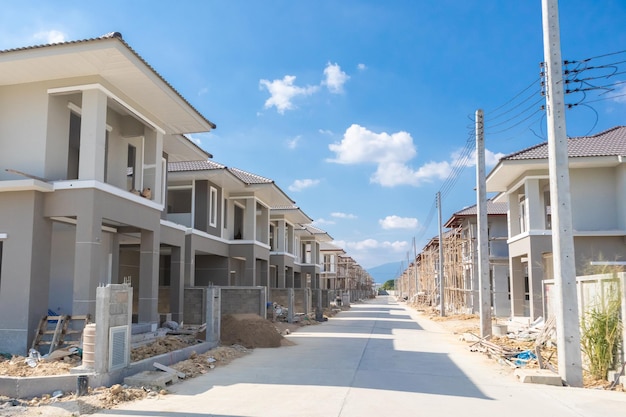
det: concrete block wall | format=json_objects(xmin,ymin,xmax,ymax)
[
  {"xmin": 271, "ymin": 288, "xmax": 311, "ymax": 314},
  {"xmin": 183, "ymin": 287, "xmax": 206, "ymax": 325},
  {"xmin": 220, "ymin": 286, "xmax": 267, "ymax": 318}
]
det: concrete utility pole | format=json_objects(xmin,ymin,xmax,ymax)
[
  {"xmin": 475, "ymin": 109, "xmax": 491, "ymax": 338},
  {"xmin": 437, "ymin": 191, "xmax": 445, "ymax": 317},
  {"xmin": 541, "ymin": 0, "xmax": 583, "ymax": 387}
]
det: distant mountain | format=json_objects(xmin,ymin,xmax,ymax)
[{"xmin": 367, "ymin": 261, "xmax": 404, "ymax": 284}]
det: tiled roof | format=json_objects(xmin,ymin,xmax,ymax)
[
  {"xmin": 168, "ymin": 160, "xmax": 225, "ymax": 172},
  {"xmin": 504, "ymin": 126, "xmax": 626, "ymax": 161},
  {"xmin": 271, "ymin": 204, "xmax": 299, "ymax": 210},
  {"xmin": 302, "ymin": 224, "xmax": 327, "ymax": 235},
  {"xmin": 453, "ymin": 201, "xmax": 508, "ymax": 216},
  {"xmin": 228, "ymin": 167, "xmax": 273, "ymax": 185},
  {"xmin": 0, "ymin": 32, "xmax": 216, "ymax": 130}
]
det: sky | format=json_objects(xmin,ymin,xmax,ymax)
[{"xmin": 2, "ymin": 1, "xmax": 626, "ymax": 276}]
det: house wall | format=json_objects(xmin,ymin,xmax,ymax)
[
  {"xmin": 0, "ymin": 82, "xmax": 50, "ymax": 180},
  {"xmin": 49, "ymin": 222, "xmax": 114, "ymax": 315},
  {"xmin": 570, "ymin": 167, "xmax": 617, "ymax": 231},
  {"xmin": 0, "ymin": 191, "xmax": 52, "ymax": 354}
]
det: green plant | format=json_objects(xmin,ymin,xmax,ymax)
[{"xmin": 580, "ymin": 287, "xmax": 622, "ymax": 380}]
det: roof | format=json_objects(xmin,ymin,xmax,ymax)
[
  {"xmin": 270, "ymin": 204, "xmax": 313, "ymax": 224},
  {"xmin": 168, "ymin": 160, "xmax": 225, "ymax": 172},
  {"xmin": 487, "ymin": 126, "xmax": 626, "ymax": 192},
  {"xmin": 503, "ymin": 126, "xmax": 626, "ymax": 160},
  {"xmin": 297, "ymin": 224, "xmax": 333, "ymax": 242},
  {"xmin": 0, "ymin": 32, "xmax": 216, "ymax": 134},
  {"xmin": 168, "ymin": 160, "xmax": 296, "ymax": 206},
  {"xmin": 444, "ymin": 200, "xmax": 508, "ymax": 228},
  {"xmin": 228, "ymin": 167, "xmax": 273, "ymax": 185}
]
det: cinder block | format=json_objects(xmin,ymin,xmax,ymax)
[
  {"xmin": 514, "ymin": 369, "xmax": 563, "ymax": 386},
  {"xmin": 124, "ymin": 371, "xmax": 177, "ymax": 389}
]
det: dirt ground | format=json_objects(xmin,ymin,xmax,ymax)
[
  {"xmin": 420, "ymin": 308, "xmax": 624, "ymax": 391},
  {"xmin": 0, "ymin": 313, "xmax": 323, "ymax": 416}
]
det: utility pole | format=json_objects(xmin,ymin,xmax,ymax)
[
  {"xmin": 437, "ymin": 191, "xmax": 445, "ymax": 317},
  {"xmin": 475, "ymin": 109, "xmax": 491, "ymax": 338},
  {"xmin": 541, "ymin": 0, "xmax": 583, "ymax": 387}
]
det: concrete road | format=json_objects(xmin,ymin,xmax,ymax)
[{"xmin": 88, "ymin": 296, "xmax": 626, "ymax": 417}]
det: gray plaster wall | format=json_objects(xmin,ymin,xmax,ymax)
[{"xmin": 0, "ymin": 191, "xmax": 52, "ymax": 354}]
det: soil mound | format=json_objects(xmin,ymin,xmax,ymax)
[{"xmin": 220, "ymin": 314, "xmax": 283, "ymax": 348}]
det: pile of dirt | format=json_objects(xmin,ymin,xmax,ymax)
[
  {"xmin": 131, "ymin": 334, "xmax": 201, "ymax": 362},
  {"xmin": 220, "ymin": 314, "xmax": 283, "ymax": 348}
]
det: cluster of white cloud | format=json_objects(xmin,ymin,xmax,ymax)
[
  {"xmin": 34, "ymin": 30, "xmax": 66, "ymax": 44},
  {"xmin": 332, "ymin": 238, "xmax": 410, "ymax": 268},
  {"xmin": 260, "ymin": 62, "xmax": 350, "ymax": 113},
  {"xmin": 379, "ymin": 215, "xmax": 419, "ymax": 230},
  {"xmin": 327, "ymin": 124, "xmax": 504, "ymax": 187},
  {"xmin": 288, "ymin": 178, "xmax": 320, "ymax": 192}
]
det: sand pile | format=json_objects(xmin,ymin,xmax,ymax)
[{"xmin": 220, "ymin": 314, "xmax": 284, "ymax": 348}]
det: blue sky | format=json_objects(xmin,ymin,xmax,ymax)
[{"xmin": 2, "ymin": 1, "xmax": 626, "ymax": 272}]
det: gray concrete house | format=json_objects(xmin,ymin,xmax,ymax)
[
  {"xmin": 0, "ymin": 32, "xmax": 216, "ymax": 354},
  {"xmin": 486, "ymin": 126, "xmax": 626, "ymax": 319}
]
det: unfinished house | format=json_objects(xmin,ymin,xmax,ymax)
[
  {"xmin": 0, "ymin": 33, "xmax": 217, "ymax": 355},
  {"xmin": 166, "ymin": 160, "xmax": 295, "ymax": 288},
  {"xmin": 269, "ymin": 205, "xmax": 313, "ymax": 289},
  {"xmin": 486, "ymin": 126, "xmax": 626, "ymax": 319},
  {"xmin": 443, "ymin": 201, "xmax": 510, "ymax": 316},
  {"xmin": 416, "ymin": 236, "xmax": 440, "ymax": 306},
  {"xmin": 320, "ymin": 241, "xmax": 346, "ymax": 290}
]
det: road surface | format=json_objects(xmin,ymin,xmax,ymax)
[{"xmin": 85, "ymin": 296, "xmax": 626, "ymax": 416}]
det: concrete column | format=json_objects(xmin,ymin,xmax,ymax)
[
  {"xmin": 184, "ymin": 236, "xmax": 194, "ymax": 287},
  {"xmin": 508, "ymin": 192, "xmax": 520, "ymax": 237},
  {"xmin": 509, "ymin": 256, "xmax": 526, "ymax": 316},
  {"xmin": 529, "ymin": 245, "xmax": 545, "ymax": 320},
  {"xmin": 244, "ymin": 198, "xmax": 255, "ymax": 240},
  {"xmin": 277, "ymin": 220, "xmax": 286, "ymax": 251},
  {"xmin": 79, "ymin": 89, "xmax": 107, "ymax": 182},
  {"xmin": 111, "ymin": 234, "xmax": 120, "ymax": 284},
  {"xmin": 205, "ymin": 287, "xmax": 221, "ymax": 344},
  {"xmin": 526, "ymin": 179, "xmax": 543, "ymax": 230},
  {"xmin": 276, "ymin": 263, "xmax": 286, "ymax": 288},
  {"xmin": 73, "ymin": 208, "xmax": 102, "ymax": 316},
  {"xmin": 142, "ymin": 129, "xmax": 163, "ymax": 204},
  {"xmin": 137, "ymin": 229, "xmax": 159, "ymax": 324},
  {"xmin": 169, "ymin": 246, "xmax": 184, "ymax": 323}
]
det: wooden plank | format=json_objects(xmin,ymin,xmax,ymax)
[{"xmin": 154, "ymin": 362, "xmax": 186, "ymax": 379}]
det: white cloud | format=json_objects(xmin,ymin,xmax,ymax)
[
  {"xmin": 332, "ymin": 238, "xmax": 410, "ymax": 268},
  {"xmin": 323, "ymin": 62, "xmax": 349, "ymax": 94},
  {"xmin": 313, "ymin": 218, "xmax": 335, "ymax": 225},
  {"xmin": 288, "ymin": 178, "xmax": 320, "ymax": 192},
  {"xmin": 33, "ymin": 30, "xmax": 66, "ymax": 44},
  {"xmin": 614, "ymin": 84, "xmax": 626, "ymax": 103},
  {"xmin": 379, "ymin": 215, "xmax": 419, "ymax": 230},
  {"xmin": 259, "ymin": 75, "xmax": 319, "ymax": 114},
  {"xmin": 186, "ymin": 134, "xmax": 203, "ymax": 146},
  {"xmin": 451, "ymin": 148, "xmax": 505, "ymax": 168},
  {"xmin": 286, "ymin": 135, "xmax": 301, "ymax": 150},
  {"xmin": 198, "ymin": 87, "xmax": 209, "ymax": 96},
  {"xmin": 331, "ymin": 212, "xmax": 357, "ymax": 219},
  {"xmin": 328, "ymin": 124, "xmax": 416, "ymax": 165},
  {"xmin": 357, "ymin": 63, "xmax": 367, "ymax": 71},
  {"xmin": 327, "ymin": 124, "xmax": 506, "ymax": 187},
  {"xmin": 319, "ymin": 129, "xmax": 334, "ymax": 136}
]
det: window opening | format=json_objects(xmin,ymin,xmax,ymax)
[
  {"xmin": 127, "ymin": 144, "xmax": 137, "ymax": 191},
  {"xmin": 67, "ymin": 112, "xmax": 81, "ymax": 179}
]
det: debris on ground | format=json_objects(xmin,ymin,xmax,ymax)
[{"xmin": 220, "ymin": 314, "xmax": 284, "ymax": 348}]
